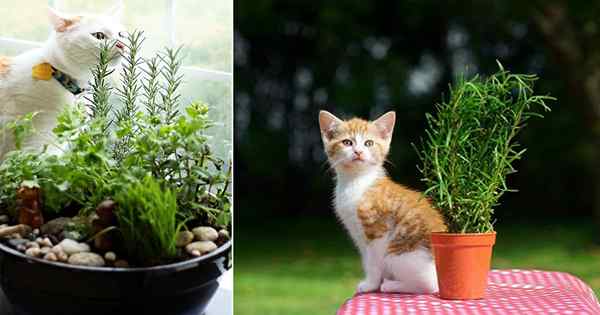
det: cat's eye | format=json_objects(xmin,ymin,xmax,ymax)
[
  {"xmin": 342, "ymin": 139, "xmax": 353, "ymax": 146},
  {"xmin": 364, "ymin": 140, "xmax": 374, "ymax": 147},
  {"xmin": 92, "ymin": 32, "xmax": 107, "ymax": 40}
]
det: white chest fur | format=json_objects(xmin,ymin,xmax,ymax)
[
  {"xmin": 334, "ymin": 167, "xmax": 385, "ymax": 250},
  {"xmin": 0, "ymin": 49, "xmax": 76, "ymax": 156}
]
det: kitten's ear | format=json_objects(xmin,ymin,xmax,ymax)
[
  {"xmin": 373, "ymin": 111, "xmax": 396, "ymax": 140},
  {"xmin": 319, "ymin": 110, "xmax": 342, "ymax": 141},
  {"xmin": 48, "ymin": 7, "xmax": 80, "ymax": 32},
  {"xmin": 106, "ymin": 1, "xmax": 125, "ymax": 20}
]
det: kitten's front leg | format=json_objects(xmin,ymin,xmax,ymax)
[{"xmin": 357, "ymin": 238, "xmax": 386, "ymax": 293}]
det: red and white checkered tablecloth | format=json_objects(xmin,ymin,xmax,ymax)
[{"xmin": 337, "ymin": 269, "xmax": 600, "ymax": 315}]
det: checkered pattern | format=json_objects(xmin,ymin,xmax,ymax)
[{"xmin": 337, "ymin": 269, "xmax": 600, "ymax": 315}]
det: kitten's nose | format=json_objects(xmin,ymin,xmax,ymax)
[{"xmin": 116, "ymin": 41, "xmax": 125, "ymax": 49}]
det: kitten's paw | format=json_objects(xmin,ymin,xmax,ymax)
[
  {"xmin": 357, "ymin": 279, "xmax": 380, "ymax": 293},
  {"xmin": 380, "ymin": 280, "xmax": 407, "ymax": 293}
]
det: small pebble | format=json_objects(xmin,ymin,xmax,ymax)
[
  {"xmin": 40, "ymin": 246, "xmax": 51, "ymax": 255},
  {"xmin": 32, "ymin": 228, "xmax": 40, "ymax": 236},
  {"xmin": 35, "ymin": 237, "xmax": 43, "ymax": 244},
  {"xmin": 175, "ymin": 231, "xmax": 194, "ymax": 247},
  {"xmin": 39, "ymin": 237, "xmax": 52, "ymax": 247},
  {"xmin": 58, "ymin": 239, "xmax": 90, "ymax": 255},
  {"xmin": 25, "ymin": 247, "xmax": 41, "ymax": 257},
  {"xmin": 57, "ymin": 251, "xmax": 69, "ymax": 262},
  {"xmin": 104, "ymin": 252, "xmax": 116, "ymax": 262},
  {"xmin": 114, "ymin": 259, "xmax": 129, "ymax": 268},
  {"xmin": 16, "ymin": 245, "xmax": 26, "ymax": 252},
  {"xmin": 0, "ymin": 215, "xmax": 9, "ymax": 224},
  {"xmin": 192, "ymin": 226, "xmax": 219, "ymax": 242},
  {"xmin": 25, "ymin": 242, "xmax": 39, "ymax": 249},
  {"xmin": 10, "ymin": 233, "xmax": 21, "ymax": 239},
  {"xmin": 8, "ymin": 238, "xmax": 28, "ymax": 248},
  {"xmin": 50, "ymin": 245, "xmax": 63, "ymax": 254},
  {"xmin": 218, "ymin": 229, "xmax": 230, "ymax": 240},
  {"xmin": 68, "ymin": 252, "xmax": 105, "ymax": 267},
  {"xmin": 44, "ymin": 252, "xmax": 57, "ymax": 261},
  {"xmin": 0, "ymin": 225, "xmax": 31, "ymax": 238},
  {"xmin": 61, "ymin": 230, "xmax": 84, "ymax": 241},
  {"xmin": 185, "ymin": 241, "xmax": 217, "ymax": 256}
]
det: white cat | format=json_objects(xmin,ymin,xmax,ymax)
[{"xmin": 0, "ymin": 5, "xmax": 125, "ymax": 159}]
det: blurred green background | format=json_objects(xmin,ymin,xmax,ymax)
[{"xmin": 235, "ymin": 1, "xmax": 600, "ymax": 314}]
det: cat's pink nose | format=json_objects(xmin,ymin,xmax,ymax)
[{"xmin": 116, "ymin": 42, "xmax": 125, "ymax": 49}]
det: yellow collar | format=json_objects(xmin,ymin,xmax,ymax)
[{"xmin": 32, "ymin": 63, "xmax": 54, "ymax": 80}]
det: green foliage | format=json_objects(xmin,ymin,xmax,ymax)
[
  {"xmin": 5, "ymin": 112, "xmax": 38, "ymax": 150},
  {"xmin": 84, "ymin": 39, "xmax": 116, "ymax": 132},
  {"xmin": 158, "ymin": 47, "xmax": 184, "ymax": 124},
  {"xmin": 416, "ymin": 63, "xmax": 553, "ymax": 233},
  {"xmin": 0, "ymin": 31, "xmax": 231, "ymax": 263},
  {"xmin": 114, "ymin": 175, "xmax": 183, "ymax": 265}
]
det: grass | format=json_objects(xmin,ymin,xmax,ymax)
[{"xmin": 235, "ymin": 214, "xmax": 600, "ymax": 315}]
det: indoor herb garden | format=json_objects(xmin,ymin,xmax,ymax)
[{"xmin": 0, "ymin": 31, "xmax": 232, "ymax": 268}]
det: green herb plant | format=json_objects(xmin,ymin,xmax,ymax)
[
  {"xmin": 415, "ymin": 62, "xmax": 553, "ymax": 233},
  {"xmin": 0, "ymin": 31, "xmax": 232, "ymax": 264},
  {"xmin": 114, "ymin": 175, "xmax": 183, "ymax": 265}
]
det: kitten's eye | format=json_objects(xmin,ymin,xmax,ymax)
[
  {"xmin": 92, "ymin": 32, "xmax": 107, "ymax": 40},
  {"xmin": 342, "ymin": 139, "xmax": 353, "ymax": 146},
  {"xmin": 364, "ymin": 140, "xmax": 374, "ymax": 147}
]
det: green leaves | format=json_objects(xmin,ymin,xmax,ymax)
[
  {"xmin": 0, "ymin": 32, "xmax": 232, "ymax": 264},
  {"xmin": 6, "ymin": 112, "xmax": 38, "ymax": 150},
  {"xmin": 416, "ymin": 63, "xmax": 554, "ymax": 233}
]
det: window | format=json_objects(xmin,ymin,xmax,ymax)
[{"xmin": 0, "ymin": 0, "xmax": 233, "ymax": 158}]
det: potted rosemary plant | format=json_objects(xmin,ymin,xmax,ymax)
[
  {"xmin": 0, "ymin": 32, "xmax": 231, "ymax": 314},
  {"xmin": 416, "ymin": 63, "xmax": 552, "ymax": 299}
]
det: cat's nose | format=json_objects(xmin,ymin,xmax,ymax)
[{"xmin": 116, "ymin": 41, "xmax": 125, "ymax": 49}]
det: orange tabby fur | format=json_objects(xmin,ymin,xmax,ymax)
[
  {"xmin": 323, "ymin": 114, "xmax": 447, "ymax": 255},
  {"xmin": 0, "ymin": 56, "xmax": 11, "ymax": 77},
  {"xmin": 358, "ymin": 177, "xmax": 446, "ymax": 254}
]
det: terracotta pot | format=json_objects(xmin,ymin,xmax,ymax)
[{"xmin": 430, "ymin": 232, "xmax": 496, "ymax": 300}]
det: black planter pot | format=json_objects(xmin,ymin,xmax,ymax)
[{"xmin": 0, "ymin": 241, "xmax": 231, "ymax": 315}]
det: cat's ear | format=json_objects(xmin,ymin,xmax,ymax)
[
  {"xmin": 373, "ymin": 111, "xmax": 395, "ymax": 140},
  {"xmin": 319, "ymin": 110, "xmax": 342, "ymax": 141},
  {"xmin": 106, "ymin": 1, "xmax": 125, "ymax": 20},
  {"xmin": 48, "ymin": 7, "xmax": 80, "ymax": 32}
]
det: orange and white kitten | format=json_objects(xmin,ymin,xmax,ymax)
[{"xmin": 319, "ymin": 110, "xmax": 447, "ymax": 294}]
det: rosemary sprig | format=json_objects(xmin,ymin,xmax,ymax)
[
  {"xmin": 159, "ymin": 47, "xmax": 184, "ymax": 124},
  {"xmin": 115, "ymin": 30, "xmax": 144, "ymax": 124},
  {"xmin": 415, "ymin": 62, "xmax": 554, "ymax": 233},
  {"xmin": 142, "ymin": 56, "xmax": 161, "ymax": 117},
  {"xmin": 84, "ymin": 39, "xmax": 116, "ymax": 131}
]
